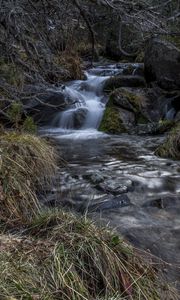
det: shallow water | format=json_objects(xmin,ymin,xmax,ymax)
[{"xmin": 41, "ymin": 63, "xmax": 180, "ymax": 289}]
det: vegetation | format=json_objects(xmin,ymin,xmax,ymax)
[
  {"xmin": 99, "ymin": 107, "xmax": 126, "ymax": 134},
  {"xmin": 0, "ymin": 129, "xmax": 178, "ymax": 299},
  {"xmin": 0, "ymin": 131, "xmax": 56, "ymax": 223},
  {"xmin": 155, "ymin": 122, "xmax": 180, "ymax": 160},
  {"xmin": 0, "ymin": 1, "xmax": 180, "ymax": 298},
  {"xmin": 0, "ymin": 209, "xmax": 178, "ymax": 300}
]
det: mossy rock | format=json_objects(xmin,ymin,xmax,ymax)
[
  {"xmin": 156, "ymin": 120, "xmax": 175, "ymax": 134},
  {"xmin": 109, "ymin": 88, "xmax": 149, "ymax": 124},
  {"xmin": 155, "ymin": 122, "xmax": 180, "ymax": 160},
  {"xmin": 99, "ymin": 106, "xmax": 127, "ymax": 134}
]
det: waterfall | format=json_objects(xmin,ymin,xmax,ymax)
[{"xmin": 53, "ymin": 70, "xmax": 109, "ymax": 132}]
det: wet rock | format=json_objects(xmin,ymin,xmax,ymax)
[
  {"xmin": 143, "ymin": 196, "xmax": 180, "ymax": 209},
  {"xmin": 110, "ymin": 88, "xmax": 135, "ymax": 111},
  {"xmin": 110, "ymin": 87, "xmax": 165, "ymax": 123},
  {"xmin": 120, "ymin": 63, "xmax": 144, "ymax": 76},
  {"xmin": 117, "ymin": 107, "xmax": 136, "ymax": 128},
  {"xmin": 22, "ymin": 85, "xmax": 68, "ymax": 125},
  {"xmin": 97, "ymin": 178, "xmax": 133, "ymax": 195},
  {"xmin": 74, "ymin": 108, "xmax": 88, "ymax": 128},
  {"xmin": 104, "ymin": 75, "xmax": 146, "ymax": 92},
  {"xmin": 83, "ymin": 171, "xmax": 105, "ymax": 184},
  {"xmin": 99, "ymin": 105, "xmax": 127, "ymax": 134},
  {"xmin": 144, "ymin": 38, "xmax": 180, "ymax": 90},
  {"xmin": 87, "ymin": 194, "xmax": 131, "ymax": 212},
  {"xmin": 130, "ymin": 123, "xmax": 165, "ymax": 135}
]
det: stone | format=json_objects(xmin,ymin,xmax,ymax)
[
  {"xmin": 104, "ymin": 75, "xmax": 146, "ymax": 92},
  {"xmin": 22, "ymin": 85, "xmax": 68, "ymax": 125},
  {"xmin": 117, "ymin": 107, "xmax": 136, "ymax": 128},
  {"xmin": 97, "ymin": 178, "xmax": 133, "ymax": 195},
  {"xmin": 73, "ymin": 108, "xmax": 88, "ymax": 129},
  {"xmin": 83, "ymin": 171, "xmax": 105, "ymax": 184},
  {"xmin": 87, "ymin": 194, "xmax": 132, "ymax": 212},
  {"xmin": 143, "ymin": 196, "xmax": 180, "ymax": 209},
  {"xmin": 110, "ymin": 87, "xmax": 169, "ymax": 123},
  {"xmin": 144, "ymin": 38, "xmax": 180, "ymax": 90},
  {"xmin": 99, "ymin": 106, "xmax": 127, "ymax": 134}
]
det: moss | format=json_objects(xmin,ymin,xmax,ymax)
[
  {"xmin": 99, "ymin": 106, "xmax": 126, "ymax": 134},
  {"xmin": 110, "ymin": 88, "xmax": 149, "ymax": 124},
  {"xmin": 123, "ymin": 90, "xmax": 141, "ymax": 111},
  {"xmin": 157, "ymin": 119, "xmax": 175, "ymax": 134},
  {"xmin": 155, "ymin": 122, "xmax": 180, "ymax": 160}
]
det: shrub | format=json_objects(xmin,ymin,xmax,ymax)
[
  {"xmin": 0, "ymin": 132, "xmax": 56, "ymax": 223},
  {"xmin": 22, "ymin": 116, "xmax": 37, "ymax": 133},
  {"xmin": 55, "ymin": 51, "xmax": 84, "ymax": 81},
  {"xmin": 7, "ymin": 102, "xmax": 23, "ymax": 129}
]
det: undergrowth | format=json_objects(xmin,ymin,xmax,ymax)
[
  {"xmin": 155, "ymin": 122, "xmax": 180, "ymax": 160},
  {"xmin": 0, "ymin": 130, "xmax": 178, "ymax": 300},
  {"xmin": 0, "ymin": 209, "xmax": 178, "ymax": 300},
  {"xmin": 0, "ymin": 131, "xmax": 56, "ymax": 223}
]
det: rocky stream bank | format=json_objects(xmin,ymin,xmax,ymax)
[{"xmin": 38, "ymin": 38, "xmax": 180, "ymax": 291}]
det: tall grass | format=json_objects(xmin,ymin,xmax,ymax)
[
  {"xmin": 0, "ymin": 210, "xmax": 178, "ymax": 299},
  {"xmin": 0, "ymin": 131, "xmax": 56, "ymax": 223},
  {"xmin": 0, "ymin": 131, "xmax": 178, "ymax": 299},
  {"xmin": 155, "ymin": 122, "xmax": 180, "ymax": 160}
]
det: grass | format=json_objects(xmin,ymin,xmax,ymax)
[
  {"xmin": 0, "ymin": 131, "xmax": 56, "ymax": 223},
  {"xmin": 0, "ymin": 130, "xmax": 178, "ymax": 299},
  {"xmin": 0, "ymin": 209, "xmax": 178, "ymax": 300},
  {"xmin": 155, "ymin": 122, "xmax": 180, "ymax": 160},
  {"xmin": 54, "ymin": 51, "xmax": 84, "ymax": 81}
]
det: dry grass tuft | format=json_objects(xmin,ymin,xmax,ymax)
[
  {"xmin": 0, "ymin": 131, "xmax": 56, "ymax": 223},
  {"xmin": 21, "ymin": 209, "xmax": 178, "ymax": 300},
  {"xmin": 0, "ymin": 210, "xmax": 178, "ymax": 299},
  {"xmin": 155, "ymin": 122, "xmax": 180, "ymax": 160},
  {"xmin": 55, "ymin": 51, "xmax": 84, "ymax": 81}
]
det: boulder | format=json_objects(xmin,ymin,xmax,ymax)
[
  {"xmin": 22, "ymin": 85, "xmax": 72, "ymax": 125},
  {"xmin": 104, "ymin": 75, "xmax": 146, "ymax": 92},
  {"xmin": 99, "ymin": 106, "xmax": 127, "ymax": 134},
  {"xmin": 73, "ymin": 108, "xmax": 88, "ymax": 128},
  {"xmin": 109, "ymin": 87, "xmax": 160, "ymax": 123},
  {"xmin": 144, "ymin": 38, "xmax": 180, "ymax": 90}
]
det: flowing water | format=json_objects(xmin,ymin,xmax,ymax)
[{"xmin": 41, "ymin": 64, "xmax": 180, "ymax": 289}]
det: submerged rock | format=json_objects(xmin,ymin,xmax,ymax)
[
  {"xmin": 83, "ymin": 171, "xmax": 105, "ymax": 184},
  {"xmin": 144, "ymin": 38, "xmax": 180, "ymax": 90},
  {"xmin": 143, "ymin": 196, "xmax": 180, "ymax": 209},
  {"xmin": 97, "ymin": 178, "xmax": 133, "ymax": 195},
  {"xmin": 87, "ymin": 194, "xmax": 132, "ymax": 212}
]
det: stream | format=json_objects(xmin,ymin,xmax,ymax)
[{"xmin": 41, "ymin": 64, "xmax": 180, "ymax": 289}]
